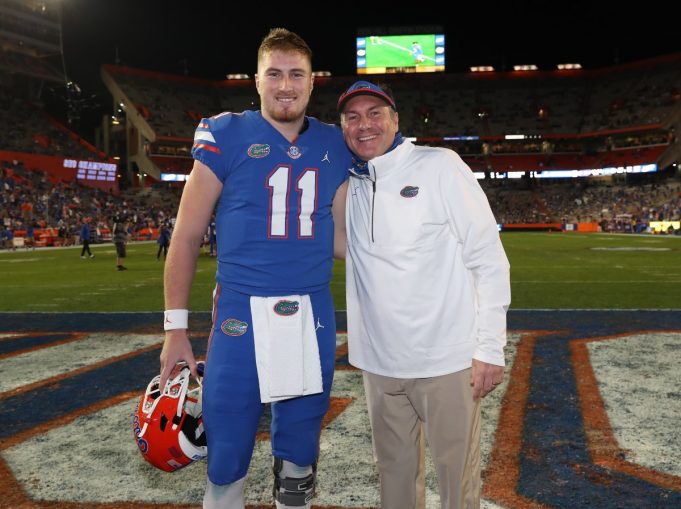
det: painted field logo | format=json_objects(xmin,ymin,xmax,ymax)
[
  {"xmin": 274, "ymin": 300, "xmax": 300, "ymax": 316},
  {"xmin": 247, "ymin": 144, "xmax": 270, "ymax": 158},
  {"xmin": 400, "ymin": 186, "xmax": 419, "ymax": 198},
  {"xmin": 221, "ymin": 318, "xmax": 248, "ymax": 336}
]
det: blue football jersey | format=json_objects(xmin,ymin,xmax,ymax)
[{"xmin": 192, "ymin": 111, "xmax": 350, "ymax": 295}]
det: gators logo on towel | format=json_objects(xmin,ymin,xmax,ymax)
[
  {"xmin": 400, "ymin": 186, "xmax": 419, "ymax": 198},
  {"xmin": 247, "ymin": 144, "xmax": 270, "ymax": 158},
  {"xmin": 273, "ymin": 300, "xmax": 300, "ymax": 316},
  {"xmin": 221, "ymin": 318, "xmax": 248, "ymax": 336}
]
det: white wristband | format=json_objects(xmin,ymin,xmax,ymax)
[{"xmin": 164, "ymin": 309, "xmax": 188, "ymax": 331}]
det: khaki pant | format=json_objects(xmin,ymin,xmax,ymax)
[{"xmin": 363, "ymin": 369, "xmax": 481, "ymax": 509}]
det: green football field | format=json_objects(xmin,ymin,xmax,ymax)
[
  {"xmin": 365, "ymin": 35, "xmax": 437, "ymax": 68},
  {"xmin": 0, "ymin": 233, "xmax": 680, "ymax": 312}
]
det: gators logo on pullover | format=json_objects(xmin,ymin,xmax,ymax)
[{"xmin": 400, "ymin": 186, "xmax": 419, "ymax": 198}]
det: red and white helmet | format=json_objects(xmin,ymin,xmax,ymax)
[{"xmin": 132, "ymin": 363, "xmax": 207, "ymax": 472}]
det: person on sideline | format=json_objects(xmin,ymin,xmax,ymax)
[
  {"xmin": 158, "ymin": 28, "xmax": 350, "ymax": 509},
  {"xmin": 113, "ymin": 217, "xmax": 129, "ymax": 271},
  {"xmin": 79, "ymin": 217, "xmax": 94, "ymax": 258},
  {"xmin": 207, "ymin": 215, "xmax": 217, "ymax": 256},
  {"xmin": 156, "ymin": 222, "xmax": 170, "ymax": 260},
  {"xmin": 337, "ymin": 81, "xmax": 511, "ymax": 509},
  {"xmin": 26, "ymin": 222, "xmax": 35, "ymax": 250}
]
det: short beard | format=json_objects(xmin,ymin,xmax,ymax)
[
  {"xmin": 270, "ymin": 109, "xmax": 300, "ymax": 123},
  {"xmin": 265, "ymin": 99, "xmax": 307, "ymax": 124}
]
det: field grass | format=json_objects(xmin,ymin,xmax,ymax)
[{"xmin": 1, "ymin": 233, "xmax": 680, "ymax": 312}]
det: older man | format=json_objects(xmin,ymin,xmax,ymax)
[{"xmin": 337, "ymin": 81, "xmax": 511, "ymax": 509}]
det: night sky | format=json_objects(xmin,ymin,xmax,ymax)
[
  {"xmin": 54, "ymin": 0, "xmax": 681, "ymax": 136},
  {"xmin": 60, "ymin": 0, "xmax": 681, "ymax": 84}
]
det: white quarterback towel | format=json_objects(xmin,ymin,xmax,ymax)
[{"xmin": 250, "ymin": 294, "xmax": 323, "ymax": 403}]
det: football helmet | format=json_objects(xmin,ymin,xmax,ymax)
[{"xmin": 132, "ymin": 362, "xmax": 207, "ymax": 472}]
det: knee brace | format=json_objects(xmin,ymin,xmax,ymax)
[{"xmin": 272, "ymin": 457, "xmax": 316, "ymax": 507}]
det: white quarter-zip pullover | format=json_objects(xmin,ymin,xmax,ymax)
[{"xmin": 346, "ymin": 140, "xmax": 511, "ymax": 378}]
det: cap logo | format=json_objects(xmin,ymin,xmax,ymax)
[
  {"xmin": 221, "ymin": 318, "xmax": 248, "ymax": 336},
  {"xmin": 338, "ymin": 80, "xmax": 396, "ymax": 112},
  {"xmin": 247, "ymin": 144, "xmax": 270, "ymax": 158},
  {"xmin": 400, "ymin": 186, "xmax": 419, "ymax": 198}
]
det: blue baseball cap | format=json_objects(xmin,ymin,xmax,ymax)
[{"xmin": 337, "ymin": 80, "xmax": 397, "ymax": 112}]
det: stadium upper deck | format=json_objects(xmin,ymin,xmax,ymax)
[{"xmin": 99, "ymin": 53, "xmax": 681, "ymax": 181}]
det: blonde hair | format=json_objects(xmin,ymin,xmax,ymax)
[{"xmin": 258, "ymin": 28, "xmax": 312, "ymax": 65}]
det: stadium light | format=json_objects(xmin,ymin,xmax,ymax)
[
  {"xmin": 470, "ymin": 66, "xmax": 495, "ymax": 72},
  {"xmin": 557, "ymin": 63, "xmax": 582, "ymax": 70},
  {"xmin": 225, "ymin": 73, "xmax": 250, "ymax": 79},
  {"xmin": 513, "ymin": 64, "xmax": 538, "ymax": 71}
]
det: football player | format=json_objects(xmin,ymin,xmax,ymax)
[{"xmin": 158, "ymin": 28, "xmax": 350, "ymax": 509}]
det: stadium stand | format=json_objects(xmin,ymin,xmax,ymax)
[
  {"xmin": 1, "ymin": 6, "xmax": 680, "ymax": 247},
  {"xmin": 98, "ymin": 53, "xmax": 681, "ymax": 185}
]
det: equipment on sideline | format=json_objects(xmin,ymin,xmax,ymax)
[{"xmin": 132, "ymin": 362, "xmax": 206, "ymax": 472}]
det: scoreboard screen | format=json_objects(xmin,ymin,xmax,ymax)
[{"xmin": 357, "ymin": 34, "xmax": 445, "ymax": 74}]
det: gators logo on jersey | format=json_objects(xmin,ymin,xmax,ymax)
[
  {"xmin": 400, "ymin": 186, "xmax": 419, "ymax": 198},
  {"xmin": 273, "ymin": 300, "xmax": 300, "ymax": 316},
  {"xmin": 221, "ymin": 318, "xmax": 248, "ymax": 336},
  {"xmin": 247, "ymin": 144, "xmax": 270, "ymax": 158}
]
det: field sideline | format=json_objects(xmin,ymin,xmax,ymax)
[
  {"xmin": 1, "ymin": 233, "xmax": 679, "ymax": 312},
  {"xmin": 2, "ymin": 233, "xmax": 680, "ymax": 508}
]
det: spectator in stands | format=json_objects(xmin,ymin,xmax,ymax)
[
  {"xmin": 157, "ymin": 28, "xmax": 350, "ymax": 509},
  {"xmin": 336, "ymin": 81, "xmax": 511, "ymax": 509},
  {"xmin": 156, "ymin": 222, "xmax": 170, "ymax": 261},
  {"xmin": 79, "ymin": 217, "xmax": 94, "ymax": 259},
  {"xmin": 113, "ymin": 217, "xmax": 129, "ymax": 271}
]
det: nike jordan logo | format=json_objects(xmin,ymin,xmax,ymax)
[
  {"xmin": 322, "ymin": 151, "xmax": 330, "ymax": 163},
  {"xmin": 315, "ymin": 317, "xmax": 325, "ymax": 331}
]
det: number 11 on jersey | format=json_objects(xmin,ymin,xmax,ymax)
[{"xmin": 266, "ymin": 166, "xmax": 318, "ymax": 239}]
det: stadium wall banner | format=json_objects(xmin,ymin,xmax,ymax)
[
  {"xmin": 576, "ymin": 222, "xmax": 600, "ymax": 232},
  {"xmin": 502, "ymin": 223, "xmax": 562, "ymax": 232},
  {"xmin": 563, "ymin": 223, "xmax": 600, "ymax": 232},
  {"xmin": 0, "ymin": 151, "xmax": 119, "ymax": 194}
]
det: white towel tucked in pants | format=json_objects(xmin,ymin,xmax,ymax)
[{"xmin": 250, "ymin": 294, "xmax": 322, "ymax": 403}]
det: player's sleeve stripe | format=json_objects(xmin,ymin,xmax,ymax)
[
  {"xmin": 193, "ymin": 143, "xmax": 221, "ymax": 154},
  {"xmin": 194, "ymin": 130, "xmax": 216, "ymax": 143},
  {"xmin": 198, "ymin": 122, "xmax": 210, "ymax": 128}
]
